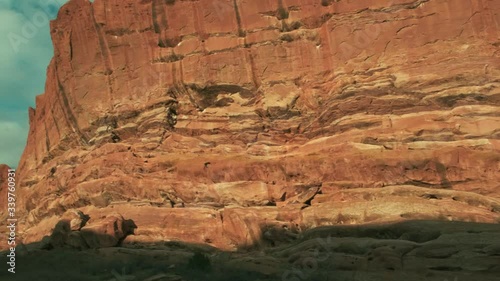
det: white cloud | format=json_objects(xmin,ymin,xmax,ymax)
[
  {"xmin": 0, "ymin": 0, "xmax": 67, "ymax": 167},
  {"xmin": 0, "ymin": 0, "xmax": 15, "ymax": 9},
  {"xmin": 0, "ymin": 3, "xmax": 56, "ymax": 105},
  {"xmin": 0, "ymin": 10, "xmax": 25, "ymax": 63},
  {"xmin": 0, "ymin": 121, "xmax": 28, "ymax": 167}
]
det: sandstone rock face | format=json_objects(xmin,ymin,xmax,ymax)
[
  {"xmin": 4, "ymin": 0, "xmax": 499, "ymax": 258},
  {"xmin": 47, "ymin": 211, "xmax": 134, "ymax": 249}
]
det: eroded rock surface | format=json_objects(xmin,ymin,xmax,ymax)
[{"xmin": 0, "ymin": 2, "xmax": 499, "ymax": 280}]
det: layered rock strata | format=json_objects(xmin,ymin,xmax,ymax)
[{"xmin": 1, "ymin": 0, "xmax": 499, "ymax": 254}]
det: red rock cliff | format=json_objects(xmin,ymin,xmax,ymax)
[{"xmin": 9, "ymin": 0, "xmax": 500, "ymax": 250}]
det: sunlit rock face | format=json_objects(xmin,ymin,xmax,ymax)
[{"xmin": 4, "ymin": 0, "xmax": 499, "ymax": 253}]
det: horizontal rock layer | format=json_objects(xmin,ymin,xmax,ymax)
[{"xmin": 2, "ymin": 0, "xmax": 499, "ymax": 256}]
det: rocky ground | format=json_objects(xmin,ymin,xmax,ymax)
[
  {"xmin": 0, "ymin": 0, "xmax": 499, "ymax": 280},
  {"xmin": 1, "ymin": 220, "xmax": 500, "ymax": 281}
]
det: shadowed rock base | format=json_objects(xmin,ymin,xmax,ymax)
[
  {"xmin": 1, "ymin": 220, "xmax": 499, "ymax": 281},
  {"xmin": 0, "ymin": 0, "xmax": 498, "ymax": 279}
]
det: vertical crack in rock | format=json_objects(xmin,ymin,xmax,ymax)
[
  {"xmin": 89, "ymin": 4, "xmax": 113, "ymax": 75},
  {"xmin": 172, "ymin": 60, "xmax": 178, "ymax": 84},
  {"xmin": 233, "ymin": 0, "xmax": 244, "ymax": 37},
  {"xmin": 27, "ymin": 107, "xmax": 39, "ymax": 166},
  {"xmin": 44, "ymin": 122, "xmax": 51, "ymax": 155},
  {"xmin": 89, "ymin": 3, "xmax": 114, "ymax": 109},
  {"xmin": 277, "ymin": 0, "xmax": 289, "ymax": 20},
  {"xmin": 50, "ymin": 108, "xmax": 61, "ymax": 140},
  {"xmin": 54, "ymin": 66, "xmax": 88, "ymax": 146},
  {"xmin": 153, "ymin": 0, "xmax": 173, "ymax": 47},
  {"xmin": 192, "ymin": 1, "xmax": 207, "ymax": 43},
  {"xmin": 152, "ymin": 0, "xmax": 168, "ymax": 34},
  {"xmin": 69, "ymin": 30, "xmax": 73, "ymax": 61},
  {"xmin": 179, "ymin": 54, "xmax": 184, "ymax": 83},
  {"xmin": 246, "ymin": 49, "xmax": 260, "ymax": 89}
]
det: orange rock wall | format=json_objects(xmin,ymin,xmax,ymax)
[{"xmin": 8, "ymin": 0, "xmax": 500, "ymax": 250}]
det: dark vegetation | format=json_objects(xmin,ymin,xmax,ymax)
[{"xmin": 153, "ymin": 53, "xmax": 184, "ymax": 63}]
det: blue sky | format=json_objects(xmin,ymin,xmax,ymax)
[{"xmin": 0, "ymin": 0, "xmax": 68, "ymax": 167}]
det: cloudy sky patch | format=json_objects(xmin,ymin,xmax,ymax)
[{"xmin": 0, "ymin": 0, "xmax": 67, "ymax": 167}]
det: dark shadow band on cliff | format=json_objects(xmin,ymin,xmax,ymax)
[{"xmin": 1, "ymin": 219, "xmax": 500, "ymax": 281}]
